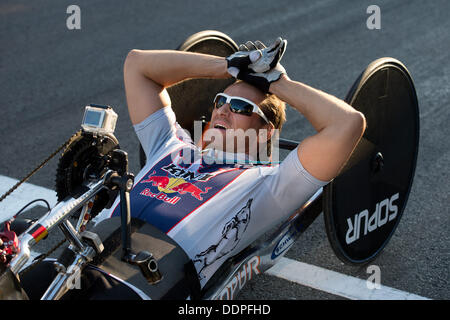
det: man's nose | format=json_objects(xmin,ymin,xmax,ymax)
[{"xmin": 216, "ymin": 103, "xmax": 231, "ymax": 116}]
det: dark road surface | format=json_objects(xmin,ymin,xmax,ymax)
[{"xmin": 0, "ymin": 0, "xmax": 448, "ymax": 299}]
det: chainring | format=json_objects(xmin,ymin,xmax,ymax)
[{"xmin": 55, "ymin": 131, "xmax": 119, "ymax": 218}]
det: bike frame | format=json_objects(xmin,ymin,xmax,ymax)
[{"xmin": 6, "ymin": 160, "xmax": 323, "ymax": 300}]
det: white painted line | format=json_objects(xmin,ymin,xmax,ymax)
[
  {"xmin": 266, "ymin": 257, "xmax": 430, "ymax": 300},
  {"xmin": 0, "ymin": 175, "xmax": 57, "ymax": 220}
]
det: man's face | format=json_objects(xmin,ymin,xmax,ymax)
[{"xmin": 204, "ymin": 82, "xmax": 273, "ymax": 155}]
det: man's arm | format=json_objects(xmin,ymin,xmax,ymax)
[
  {"xmin": 269, "ymin": 75, "xmax": 366, "ymax": 182},
  {"xmin": 123, "ymin": 50, "xmax": 231, "ymax": 125}
]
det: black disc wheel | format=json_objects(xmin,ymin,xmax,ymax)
[{"xmin": 323, "ymin": 58, "xmax": 420, "ymax": 265}]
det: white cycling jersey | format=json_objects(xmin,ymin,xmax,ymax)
[{"xmin": 94, "ymin": 106, "xmax": 328, "ymax": 288}]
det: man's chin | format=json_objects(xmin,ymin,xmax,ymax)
[
  {"xmin": 203, "ymin": 140, "xmax": 232, "ymax": 153},
  {"xmin": 202, "ymin": 128, "xmax": 251, "ymax": 154},
  {"xmin": 202, "ymin": 128, "xmax": 226, "ymax": 149}
]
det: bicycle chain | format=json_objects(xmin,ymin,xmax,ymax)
[
  {"xmin": 0, "ymin": 130, "xmax": 81, "ymax": 203},
  {"xmin": 0, "ymin": 130, "xmax": 82, "ymax": 276}
]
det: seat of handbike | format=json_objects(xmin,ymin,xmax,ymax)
[{"xmin": 89, "ymin": 217, "xmax": 201, "ymax": 300}]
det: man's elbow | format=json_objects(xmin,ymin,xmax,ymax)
[
  {"xmin": 355, "ymin": 111, "xmax": 366, "ymax": 134},
  {"xmin": 349, "ymin": 110, "xmax": 366, "ymax": 140},
  {"xmin": 124, "ymin": 49, "xmax": 142, "ymax": 73},
  {"xmin": 126, "ymin": 49, "xmax": 141, "ymax": 61}
]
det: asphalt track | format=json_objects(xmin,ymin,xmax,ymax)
[{"xmin": 0, "ymin": 0, "xmax": 448, "ymax": 300}]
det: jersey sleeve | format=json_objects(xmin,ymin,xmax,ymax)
[
  {"xmin": 133, "ymin": 106, "xmax": 192, "ymax": 161},
  {"xmin": 261, "ymin": 147, "xmax": 330, "ymax": 215}
]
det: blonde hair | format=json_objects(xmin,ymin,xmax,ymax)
[{"xmin": 259, "ymin": 93, "xmax": 286, "ymax": 130}]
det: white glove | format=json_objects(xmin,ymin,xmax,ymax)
[
  {"xmin": 226, "ymin": 37, "xmax": 287, "ymax": 77},
  {"xmin": 227, "ymin": 38, "xmax": 288, "ymax": 93}
]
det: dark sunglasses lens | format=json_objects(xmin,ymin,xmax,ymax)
[
  {"xmin": 214, "ymin": 95, "xmax": 227, "ymax": 109},
  {"xmin": 230, "ymin": 99, "xmax": 253, "ymax": 116}
]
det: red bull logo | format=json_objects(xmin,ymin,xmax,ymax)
[
  {"xmin": 140, "ymin": 188, "xmax": 180, "ymax": 205},
  {"xmin": 141, "ymin": 171, "xmax": 212, "ymax": 201}
]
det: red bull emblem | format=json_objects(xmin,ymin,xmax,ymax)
[
  {"xmin": 140, "ymin": 188, "xmax": 180, "ymax": 205},
  {"xmin": 141, "ymin": 171, "xmax": 212, "ymax": 201}
]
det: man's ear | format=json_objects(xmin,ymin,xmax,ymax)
[{"xmin": 257, "ymin": 123, "xmax": 275, "ymax": 143}]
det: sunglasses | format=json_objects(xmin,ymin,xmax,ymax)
[{"xmin": 213, "ymin": 93, "xmax": 270, "ymax": 124}]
